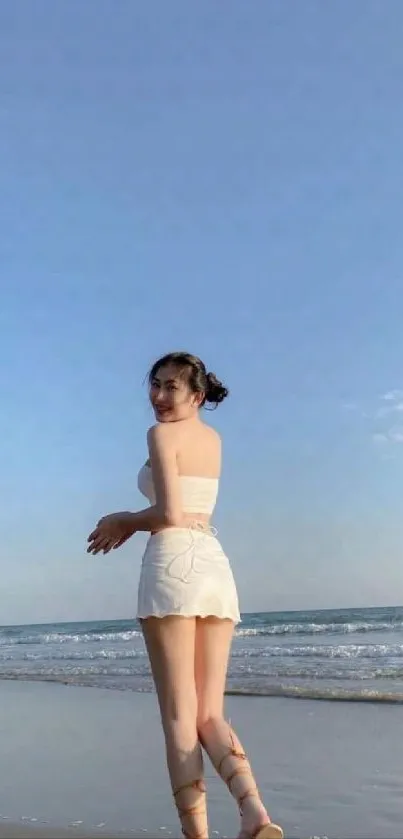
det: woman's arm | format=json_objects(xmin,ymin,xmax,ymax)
[
  {"xmin": 87, "ymin": 425, "xmax": 183, "ymax": 553},
  {"xmin": 130, "ymin": 424, "xmax": 183, "ymax": 531}
]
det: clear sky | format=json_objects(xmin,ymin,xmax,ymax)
[{"xmin": 1, "ymin": 1, "xmax": 402, "ymax": 625}]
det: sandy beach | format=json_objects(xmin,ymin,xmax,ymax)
[
  {"xmin": 1, "ymin": 679, "xmax": 402, "ymax": 838},
  {"xmin": 0, "ymin": 826, "xmax": 96, "ymax": 838}
]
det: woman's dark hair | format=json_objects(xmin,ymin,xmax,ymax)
[{"xmin": 148, "ymin": 351, "xmax": 229, "ymax": 409}]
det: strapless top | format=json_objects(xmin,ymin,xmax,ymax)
[{"xmin": 137, "ymin": 464, "xmax": 219, "ymax": 515}]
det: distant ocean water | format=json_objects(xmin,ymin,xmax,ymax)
[{"xmin": 1, "ymin": 607, "xmax": 403, "ymax": 703}]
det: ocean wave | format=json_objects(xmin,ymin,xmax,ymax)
[
  {"xmin": 233, "ymin": 642, "xmax": 403, "ymax": 659},
  {"xmin": 0, "ymin": 630, "xmax": 142, "ymax": 646},
  {"xmin": 0, "ymin": 648, "xmax": 147, "ymax": 662},
  {"xmin": 2, "ymin": 661, "xmax": 403, "ymax": 683},
  {"xmin": 236, "ymin": 620, "xmax": 403, "ymax": 637},
  {"xmin": 1, "ymin": 612, "xmax": 402, "ymax": 646},
  {"xmin": 1, "ymin": 621, "xmax": 397, "ymax": 646},
  {"xmin": 0, "ymin": 664, "xmax": 147, "ymax": 679},
  {"xmin": 2, "ymin": 642, "xmax": 402, "ymax": 665}
]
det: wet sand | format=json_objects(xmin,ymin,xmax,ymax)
[
  {"xmin": 1, "ymin": 679, "xmax": 402, "ymax": 838},
  {"xmin": 0, "ymin": 826, "xmax": 94, "ymax": 838}
]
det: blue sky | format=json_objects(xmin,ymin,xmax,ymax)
[{"xmin": 1, "ymin": 1, "xmax": 402, "ymax": 624}]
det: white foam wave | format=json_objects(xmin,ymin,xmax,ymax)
[
  {"xmin": 233, "ymin": 643, "xmax": 403, "ymax": 659},
  {"xmin": 0, "ymin": 629, "xmax": 142, "ymax": 646},
  {"xmin": 235, "ymin": 620, "xmax": 403, "ymax": 637},
  {"xmin": 0, "ymin": 647, "xmax": 147, "ymax": 662}
]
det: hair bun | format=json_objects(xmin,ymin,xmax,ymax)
[{"xmin": 205, "ymin": 372, "xmax": 229, "ymax": 407}]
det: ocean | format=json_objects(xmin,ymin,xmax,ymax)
[{"xmin": 1, "ymin": 606, "xmax": 403, "ymax": 703}]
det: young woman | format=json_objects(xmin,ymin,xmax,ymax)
[{"xmin": 87, "ymin": 352, "xmax": 283, "ymax": 839}]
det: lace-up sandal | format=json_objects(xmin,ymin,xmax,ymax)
[
  {"xmin": 216, "ymin": 730, "xmax": 284, "ymax": 839},
  {"xmin": 173, "ymin": 778, "xmax": 208, "ymax": 839}
]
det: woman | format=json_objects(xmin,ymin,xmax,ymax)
[{"xmin": 87, "ymin": 352, "xmax": 283, "ymax": 839}]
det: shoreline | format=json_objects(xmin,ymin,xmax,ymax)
[{"xmin": 2, "ymin": 673, "xmax": 403, "ymax": 705}]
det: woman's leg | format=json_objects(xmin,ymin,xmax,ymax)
[
  {"xmin": 195, "ymin": 618, "xmax": 282, "ymax": 839},
  {"xmin": 141, "ymin": 616, "xmax": 208, "ymax": 839}
]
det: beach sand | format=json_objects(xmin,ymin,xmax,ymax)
[
  {"xmin": 1, "ymin": 679, "xmax": 402, "ymax": 838},
  {"xmin": 0, "ymin": 825, "xmax": 95, "ymax": 838}
]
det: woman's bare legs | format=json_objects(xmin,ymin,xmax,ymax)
[
  {"xmin": 195, "ymin": 618, "xmax": 282, "ymax": 839},
  {"xmin": 141, "ymin": 616, "xmax": 208, "ymax": 839}
]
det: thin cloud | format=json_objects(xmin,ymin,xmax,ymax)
[
  {"xmin": 371, "ymin": 389, "xmax": 403, "ymax": 445},
  {"xmin": 342, "ymin": 389, "xmax": 403, "ymax": 447},
  {"xmin": 372, "ymin": 432, "xmax": 388, "ymax": 445},
  {"xmin": 372, "ymin": 427, "xmax": 403, "ymax": 446},
  {"xmin": 380, "ymin": 389, "xmax": 403, "ymax": 402},
  {"xmin": 376, "ymin": 401, "xmax": 403, "ymax": 419}
]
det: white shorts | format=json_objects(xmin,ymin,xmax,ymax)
[{"xmin": 137, "ymin": 527, "xmax": 241, "ymax": 623}]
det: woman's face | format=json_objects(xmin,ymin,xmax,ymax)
[{"xmin": 149, "ymin": 364, "xmax": 202, "ymax": 422}]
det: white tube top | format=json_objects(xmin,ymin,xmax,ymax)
[{"xmin": 137, "ymin": 464, "xmax": 219, "ymax": 515}]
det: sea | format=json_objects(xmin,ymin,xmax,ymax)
[{"xmin": 1, "ymin": 606, "xmax": 403, "ymax": 703}]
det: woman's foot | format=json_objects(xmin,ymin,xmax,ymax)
[
  {"xmin": 238, "ymin": 801, "xmax": 268, "ymax": 838},
  {"xmin": 209, "ymin": 726, "xmax": 283, "ymax": 839},
  {"xmin": 238, "ymin": 799, "xmax": 283, "ymax": 839}
]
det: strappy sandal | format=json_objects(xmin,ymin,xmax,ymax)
[
  {"xmin": 173, "ymin": 778, "xmax": 208, "ymax": 839},
  {"xmin": 216, "ymin": 731, "xmax": 284, "ymax": 839}
]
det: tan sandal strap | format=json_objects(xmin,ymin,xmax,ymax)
[
  {"xmin": 174, "ymin": 778, "xmax": 206, "ymax": 797},
  {"xmin": 174, "ymin": 779, "xmax": 207, "ymax": 835},
  {"xmin": 239, "ymin": 787, "xmax": 259, "ymax": 804},
  {"xmin": 217, "ymin": 725, "xmax": 249, "ymax": 775},
  {"xmin": 218, "ymin": 747, "xmax": 247, "ymax": 775},
  {"xmin": 225, "ymin": 765, "xmax": 253, "ymax": 790},
  {"xmin": 178, "ymin": 804, "xmax": 206, "ymax": 818}
]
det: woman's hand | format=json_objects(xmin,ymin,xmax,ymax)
[{"xmin": 87, "ymin": 512, "xmax": 136, "ymax": 555}]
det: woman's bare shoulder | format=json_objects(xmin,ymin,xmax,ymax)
[
  {"xmin": 200, "ymin": 421, "xmax": 222, "ymax": 443},
  {"xmin": 147, "ymin": 421, "xmax": 221, "ymax": 451},
  {"xmin": 147, "ymin": 423, "xmax": 178, "ymax": 450},
  {"xmin": 195, "ymin": 423, "xmax": 222, "ymax": 459}
]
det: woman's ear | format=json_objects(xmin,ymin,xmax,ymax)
[{"xmin": 193, "ymin": 391, "xmax": 204, "ymax": 408}]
